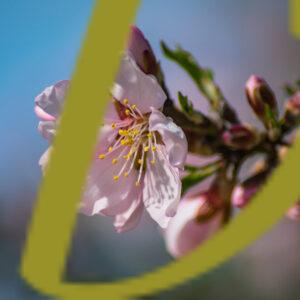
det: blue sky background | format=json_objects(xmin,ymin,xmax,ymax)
[{"xmin": 1, "ymin": 1, "xmax": 300, "ymax": 299}]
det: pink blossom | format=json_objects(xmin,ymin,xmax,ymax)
[
  {"xmin": 231, "ymin": 170, "xmax": 267, "ymax": 209},
  {"xmin": 286, "ymin": 201, "xmax": 300, "ymax": 221},
  {"xmin": 34, "ymin": 28, "xmax": 187, "ymax": 232},
  {"xmin": 164, "ymin": 192, "xmax": 224, "ymax": 258},
  {"xmin": 231, "ymin": 184, "xmax": 259, "ymax": 208}
]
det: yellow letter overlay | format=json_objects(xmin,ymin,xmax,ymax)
[{"xmin": 21, "ymin": 1, "xmax": 300, "ymax": 300}]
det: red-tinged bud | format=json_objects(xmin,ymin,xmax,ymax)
[
  {"xmin": 231, "ymin": 170, "xmax": 268, "ymax": 208},
  {"xmin": 127, "ymin": 26, "xmax": 158, "ymax": 76},
  {"xmin": 245, "ymin": 75, "xmax": 278, "ymax": 125},
  {"xmin": 284, "ymin": 91, "xmax": 300, "ymax": 126},
  {"xmin": 286, "ymin": 201, "xmax": 300, "ymax": 221},
  {"xmin": 222, "ymin": 124, "xmax": 259, "ymax": 150}
]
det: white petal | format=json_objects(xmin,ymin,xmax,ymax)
[
  {"xmin": 114, "ymin": 196, "xmax": 143, "ymax": 233},
  {"xmin": 35, "ymin": 80, "xmax": 69, "ymax": 118},
  {"xmin": 39, "ymin": 147, "xmax": 52, "ymax": 174},
  {"xmin": 149, "ymin": 108, "xmax": 188, "ymax": 169},
  {"xmin": 142, "ymin": 146, "xmax": 181, "ymax": 228},
  {"xmin": 38, "ymin": 121, "xmax": 56, "ymax": 141},
  {"xmin": 112, "ymin": 55, "xmax": 166, "ymax": 114},
  {"xmin": 81, "ymin": 148, "xmax": 138, "ymax": 216}
]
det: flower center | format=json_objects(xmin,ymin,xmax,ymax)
[{"xmin": 98, "ymin": 99, "xmax": 158, "ymax": 187}]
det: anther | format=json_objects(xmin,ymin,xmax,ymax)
[
  {"xmin": 112, "ymin": 158, "xmax": 118, "ymax": 164},
  {"xmin": 125, "ymin": 109, "xmax": 130, "ymax": 116},
  {"xmin": 131, "ymin": 104, "xmax": 137, "ymax": 110},
  {"xmin": 99, "ymin": 154, "xmax": 106, "ymax": 159},
  {"xmin": 151, "ymin": 159, "xmax": 156, "ymax": 165},
  {"xmin": 144, "ymin": 146, "xmax": 149, "ymax": 152},
  {"xmin": 111, "ymin": 123, "xmax": 117, "ymax": 129},
  {"xmin": 123, "ymin": 99, "xmax": 129, "ymax": 105},
  {"xmin": 113, "ymin": 175, "xmax": 119, "ymax": 181}
]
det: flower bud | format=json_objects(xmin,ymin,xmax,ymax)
[
  {"xmin": 284, "ymin": 91, "xmax": 300, "ymax": 127},
  {"xmin": 127, "ymin": 26, "xmax": 158, "ymax": 76},
  {"xmin": 232, "ymin": 170, "xmax": 268, "ymax": 208},
  {"xmin": 196, "ymin": 189, "xmax": 224, "ymax": 222},
  {"xmin": 164, "ymin": 190, "xmax": 224, "ymax": 258},
  {"xmin": 222, "ymin": 124, "xmax": 259, "ymax": 150},
  {"xmin": 245, "ymin": 75, "xmax": 278, "ymax": 125},
  {"xmin": 286, "ymin": 201, "xmax": 300, "ymax": 221}
]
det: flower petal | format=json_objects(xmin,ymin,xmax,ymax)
[
  {"xmin": 112, "ymin": 55, "xmax": 166, "ymax": 114},
  {"xmin": 35, "ymin": 80, "xmax": 70, "ymax": 119},
  {"xmin": 114, "ymin": 196, "xmax": 143, "ymax": 233},
  {"xmin": 142, "ymin": 146, "xmax": 181, "ymax": 228},
  {"xmin": 38, "ymin": 121, "xmax": 56, "ymax": 141},
  {"xmin": 81, "ymin": 147, "xmax": 139, "ymax": 216},
  {"xmin": 149, "ymin": 108, "xmax": 188, "ymax": 169},
  {"xmin": 35, "ymin": 105, "xmax": 56, "ymax": 121},
  {"xmin": 165, "ymin": 197, "xmax": 223, "ymax": 258},
  {"xmin": 39, "ymin": 147, "xmax": 52, "ymax": 174},
  {"xmin": 127, "ymin": 26, "xmax": 157, "ymax": 75}
]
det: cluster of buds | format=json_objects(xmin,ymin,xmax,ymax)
[{"xmin": 160, "ymin": 42, "xmax": 300, "ymax": 257}]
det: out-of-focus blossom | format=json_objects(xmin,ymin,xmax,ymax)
[
  {"xmin": 222, "ymin": 124, "xmax": 259, "ymax": 150},
  {"xmin": 34, "ymin": 27, "xmax": 188, "ymax": 232},
  {"xmin": 232, "ymin": 171, "xmax": 268, "ymax": 208},
  {"xmin": 164, "ymin": 190, "xmax": 224, "ymax": 258},
  {"xmin": 286, "ymin": 201, "xmax": 300, "ymax": 221},
  {"xmin": 245, "ymin": 75, "xmax": 278, "ymax": 125},
  {"xmin": 284, "ymin": 91, "xmax": 300, "ymax": 126}
]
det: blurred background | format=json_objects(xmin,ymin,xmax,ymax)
[{"xmin": 1, "ymin": 0, "xmax": 300, "ymax": 299}]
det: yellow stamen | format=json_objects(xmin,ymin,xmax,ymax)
[
  {"xmin": 123, "ymin": 98, "xmax": 129, "ymax": 105},
  {"xmin": 124, "ymin": 172, "xmax": 129, "ymax": 178},
  {"xmin": 112, "ymin": 158, "xmax": 118, "ymax": 164},
  {"xmin": 135, "ymin": 181, "xmax": 140, "ymax": 187},
  {"xmin": 125, "ymin": 109, "xmax": 130, "ymax": 116},
  {"xmin": 131, "ymin": 104, "xmax": 137, "ymax": 110},
  {"xmin": 138, "ymin": 159, "xmax": 143, "ymax": 165},
  {"xmin": 152, "ymin": 146, "xmax": 157, "ymax": 151},
  {"xmin": 147, "ymin": 133, "xmax": 152, "ymax": 138},
  {"xmin": 144, "ymin": 146, "xmax": 149, "ymax": 152},
  {"xmin": 113, "ymin": 175, "xmax": 119, "ymax": 181},
  {"xmin": 111, "ymin": 123, "xmax": 117, "ymax": 129},
  {"xmin": 151, "ymin": 159, "xmax": 156, "ymax": 165},
  {"xmin": 123, "ymin": 152, "xmax": 131, "ymax": 159},
  {"xmin": 98, "ymin": 154, "xmax": 106, "ymax": 159},
  {"xmin": 108, "ymin": 147, "xmax": 113, "ymax": 152},
  {"xmin": 121, "ymin": 139, "xmax": 128, "ymax": 146}
]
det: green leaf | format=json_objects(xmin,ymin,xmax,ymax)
[
  {"xmin": 283, "ymin": 84, "xmax": 297, "ymax": 97},
  {"xmin": 182, "ymin": 161, "xmax": 222, "ymax": 195},
  {"xmin": 161, "ymin": 41, "xmax": 222, "ymax": 109},
  {"xmin": 177, "ymin": 91, "xmax": 218, "ymax": 127},
  {"xmin": 178, "ymin": 91, "xmax": 193, "ymax": 114},
  {"xmin": 265, "ymin": 104, "xmax": 279, "ymax": 128}
]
